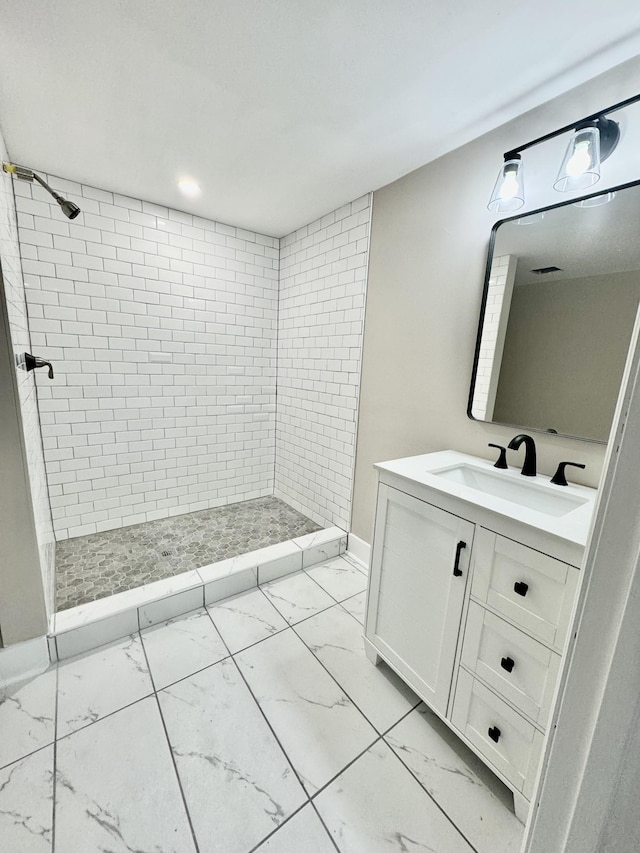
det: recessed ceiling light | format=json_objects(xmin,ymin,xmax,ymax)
[{"xmin": 177, "ymin": 178, "xmax": 200, "ymax": 198}]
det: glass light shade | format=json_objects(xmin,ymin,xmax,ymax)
[
  {"xmin": 554, "ymin": 126, "xmax": 601, "ymax": 192},
  {"xmin": 487, "ymin": 157, "xmax": 525, "ymax": 212}
]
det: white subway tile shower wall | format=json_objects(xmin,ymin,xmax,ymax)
[
  {"xmin": 0, "ymin": 143, "xmax": 56, "ymax": 614},
  {"xmin": 275, "ymin": 195, "xmax": 371, "ymax": 530},
  {"xmin": 14, "ymin": 176, "xmax": 279, "ymax": 539}
]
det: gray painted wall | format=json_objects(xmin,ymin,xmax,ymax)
[{"xmin": 0, "ymin": 273, "xmax": 48, "ymax": 644}]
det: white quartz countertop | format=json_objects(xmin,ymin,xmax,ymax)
[{"xmin": 374, "ymin": 450, "xmax": 598, "ymax": 549}]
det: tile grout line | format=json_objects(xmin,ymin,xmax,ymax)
[
  {"xmin": 245, "ymin": 801, "xmax": 310, "ymax": 853},
  {"xmin": 47, "ymin": 572, "xmax": 365, "ymax": 748},
  {"xmin": 51, "ymin": 662, "xmax": 59, "ymax": 853},
  {"xmin": 45, "ymin": 577, "xmax": 483, "ymax": 852},
  {"xmin": 304, "ymin": 702, "xmax": 423, "ymax": 807},
  {"xmin": 138, "ymin": 628, "xmax": 202, "ymax": 853},
  {"xmin": 290, "ymin": 620, "xmax": 395, "ymax": 738},
  {"xmin": 0, "ymin": 740, "xmax": 55, "ymax": 774},
  {"xmin": 302, "ymin": 557, "xmax": 367, "ymax": 606},
  {"xmin": 382, "ymin": 730, "xmax": 481, "ymax": 853},
  {"xmin": 310, "ymin": 799, "xmax": 342, "ymax": 853},
  {"xmin": 201, "ymin": 607, "xmax": 316, "ymax": 828},
  {"xmin": 286, "ymin": 595, "xmax": 484, "ymax": 853},
  {"xmin": 212, "ymin": 594, "xmax": 415, "ymax": 841}
]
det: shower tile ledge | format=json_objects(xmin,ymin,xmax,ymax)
[{"xmin": 49, "ymin": 527, "xmax": 347, "ymax": 661}]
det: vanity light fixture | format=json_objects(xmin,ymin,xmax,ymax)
[{"xmin": 487, "ymin": 91, "xmax": 640, "ymax": 213}]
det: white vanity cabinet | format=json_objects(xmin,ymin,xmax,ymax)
[
  {"xmin": 364, "ymin": 452, "xmax": 592, "ymax": 823},
  {"xmin": 365, "ymin": 484, "xmax": 474, "ymax": 716}
]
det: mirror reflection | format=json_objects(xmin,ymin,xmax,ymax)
[{"xmin": 469, "ymin": 181, "xmax": 640, "ymax": 442}]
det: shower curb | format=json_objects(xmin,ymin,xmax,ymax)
[{"xmin": 48, "ymin": 527, "xmax": 347, "ymax": 661}]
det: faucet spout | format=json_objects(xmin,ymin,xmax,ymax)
[{"xmin": 508, "ymin": 433, "xmax": 537, "ymax": 477}]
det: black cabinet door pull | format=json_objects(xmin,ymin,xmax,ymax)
[
  {"xmin": 488, "ymin": 726, "xmax": 501, "ymax": 743},
  {"xmin": 453, "ymin": 541, "xmax": 466, "ymax": 577},
  {"xmin": 514, "ymin": 581, "xmax": 529, "ymax": 596},
  {"xmin": 501, "ymin": 656, "xmax": 515, "ymax": 673}
]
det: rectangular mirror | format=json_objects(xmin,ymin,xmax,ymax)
[{"xmin": 468, "ymin": 180, "xmax": 640, "ymax": 443}]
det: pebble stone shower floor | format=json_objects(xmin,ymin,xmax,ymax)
[{"xmin": 55, "ymin": 496, "xmax": 322, "ymax": 611}]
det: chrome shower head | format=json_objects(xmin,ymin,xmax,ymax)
[
  {"xmin": 58, "ymin": 198, "xmax": 81, "ymax": 219},
  {"xmin": 3, "ymin": 162, "xmax": 81, "ymax": 221}
]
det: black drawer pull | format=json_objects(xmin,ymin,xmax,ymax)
[
  {"xmin": 501, "ymin": 656, "xmax": 515, "ymax": 673},
  {"xmin": 453, "ymin": 541, "xmax": 466, "ymax": 577},
  {"xmin": 488, "ymin": 726, "xmax": 501, "ymax": 743},
  {"xmin": 514, "ymin": 581, "xmax": 529, "ymax": 597}
]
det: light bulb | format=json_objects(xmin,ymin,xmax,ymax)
[
  {"xmin": 499, "ymin": 170, "xmax": 519, "ymax": 201},
  {"xmin": 565, "ymin": 140, "xmax": 592, "ymax": 178},
  {"xmin": 488, "ymin": 157, "xmax": 524, "ymax": 212}
]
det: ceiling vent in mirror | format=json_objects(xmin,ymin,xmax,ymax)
[{"xmin": 531, "ymin": 266, "xmax": 562, "ymax": 275}]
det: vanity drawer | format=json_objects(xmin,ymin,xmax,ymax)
[
  {"xmin": 461, "ymin": 601, "xmax": 561, "ymax": 727},
  {"xmin": 452, "ymin": 668, "xmax": 545, "ymax": 798},
  {"xmin": 471, "ymin": 528, "xmax": 579, "ymax": 651}
]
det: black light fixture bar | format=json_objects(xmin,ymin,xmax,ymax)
[{"xmin": 503, "ymin": 91, "xmax": 640, "ymax": 160}]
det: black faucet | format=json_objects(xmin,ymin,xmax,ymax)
[{"xmin": 508, "ymin": 434, "xmax": 537, "ymax": 477}]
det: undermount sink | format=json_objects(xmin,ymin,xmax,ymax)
[{"xmin": 432, "ymin": 462, "xmax": 589, "ymax": 517}]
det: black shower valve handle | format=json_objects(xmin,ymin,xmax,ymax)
[
  {"xmin": 488, "ymin": 443, "xmax": 508, "ymax": 469},
  {"xmin": 22, "ymin": 352, "xmax": 54, "ymax": 379}
]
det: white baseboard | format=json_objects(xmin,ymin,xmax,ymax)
[
  {"xmin": 0, "ymin": 636, "xmax": 50, "ymax": 686},
  {"xmin": 347, "ymin": 532, "xmax": 370, "ymax": 570}
]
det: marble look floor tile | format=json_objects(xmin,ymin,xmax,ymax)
[
  {"xmin": 340, "ymin": 590, "xmax": 367, "ymax": 625},
  {"xmin": 255, "ymin": 804, "xmax": 336, "ymax": 852},
  {"xmin": 55, "ymin": 697, "xmax": 195, "ymax": 853},
  {"xmin": 305, "ymin": 557, "xmax": 368, "ymax": 602},
  {"xmin": 315, "ymin": 739, "xmax": 473, "ymax": 853},
  {"xmin": 260, "ymin": 571, "xmax": 335, "ymax": 626},
  {"xmin": 141, "ymin": 609, "xmax": 228, "ymax": 689},
  {"xmin": 236, "ymin": 629, "xmax": 377, "ymax": 795},
  {"xmin": 0, "ymin": 745, "xmax": 53, "ymax": 853},
  {"xmin": 159, "ymin": 658, "xmax": 306, "ymax": 853},
  {"xmin": 208, "ymin": 588, "xmax": 288, "ymax": 653},
  {"xmin": 295, "ymin": 606, "xmax": 419, "ymax": 733},
  {"xmin": 57, "ymin": 634, "xmax": 153, "ymax": 738},
  {"xmin": 339, "ymin": 551, "xmax": 368, "ymax": 574},
  {"xmin": 0, "ymin": 668, "xmax": 56, "ymax": 769},
  {"xmin": 385, "ymin": 704, "xmax": 524, "ymax": 853}
]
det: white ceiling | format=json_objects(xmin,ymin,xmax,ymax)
[{"xmin": 1, "ymin": 1, "xmax": 640, "ymax": 237}]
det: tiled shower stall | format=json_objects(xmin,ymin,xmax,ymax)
[{"xmin": 3, "ymin": 139, "xmax": 371, "ymax": 617}]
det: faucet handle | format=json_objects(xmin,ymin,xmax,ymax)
[
  {"xmin": 551, "ymin": 461, "xmax": 586, "ymax": 487},
  {"xmin": 488, "ymin": 443, "xmax": 508, "ymax": 469}
]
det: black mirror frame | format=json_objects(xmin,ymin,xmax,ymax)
[{"xmin": 467, "ymin": 176, "xmax": 640, "ymax": 444}]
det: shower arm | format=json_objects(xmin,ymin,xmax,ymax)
[
  {"xmin": 3, "ymin": 162, "xmax": 81, "ymax": 219},
  {"xmin": 31, "ymin": 171, "xmax": 67, "ymax": 205}
]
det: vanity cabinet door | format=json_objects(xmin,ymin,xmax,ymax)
[{"xmin": 366, "ymin": 484, "xmax": 474, "ymax": 716}]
